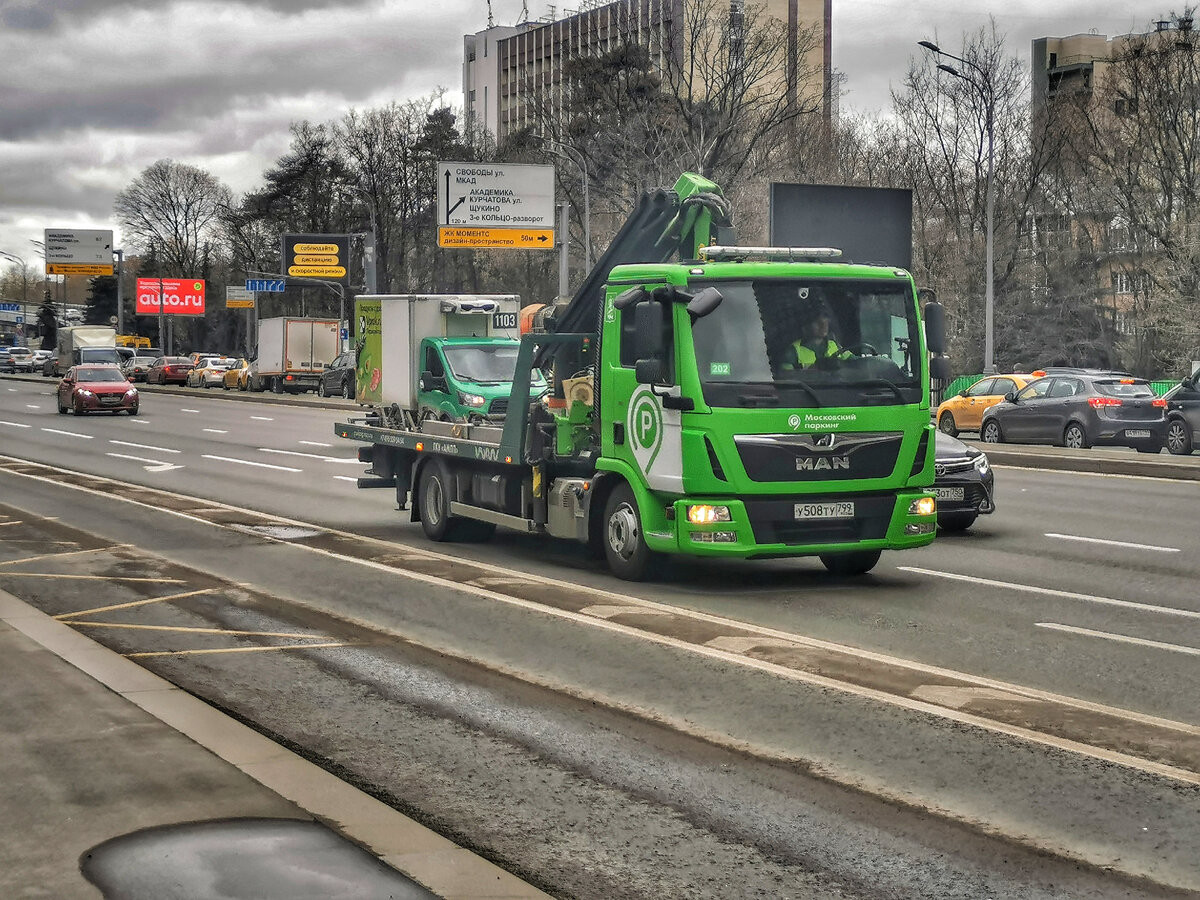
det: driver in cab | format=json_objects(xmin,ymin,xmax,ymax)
[{"xmin": 782, "ymin": 305, "xmax": 853, "ymax": 371}]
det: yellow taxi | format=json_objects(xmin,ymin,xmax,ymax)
[
  {"xmin": 937, "ymin": 373, "xmax": 1038, "ymax": 436},
  {"xmin": 222, "ymin": 358, "xmax": 252, "ymax": 391}
]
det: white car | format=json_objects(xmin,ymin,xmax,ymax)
[{"xmin": 186, "ymin": 357, "xmax": 231, "ymax": 388}]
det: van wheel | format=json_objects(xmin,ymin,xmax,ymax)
[
  {"xmin": 938, "ymin": 412, "xmax": 958, "ymax": 437},
  {"xmin": 602, "ymin": 483, "xmax": 657, "ymax": 581},
  {"xmin": 819, "ymin": 550, "xmax": 881, "ymax": 576}
]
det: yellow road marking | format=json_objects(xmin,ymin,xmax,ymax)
[
  {"xmin": 71, "ymin": 622, "xmax": 330, "ymax": 639},
  {"xmin": 0, "ymin": 546, "xmax": 124, "ymax": 568},
  {"xmin": 58, "ymin": 587, "xmax": 220, "ymax": 619},
  {"xmin": 2, "ymin": 573, "xmax": 185, "ymax": 583},
  {"xmin": 128, "ymin": 642, "xmax": 357, "ymax": 658}
]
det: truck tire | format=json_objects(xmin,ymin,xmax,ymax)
[
  {"xmin": 819, "ymin": 550, "xmax": 881, "ymax": 576},
  {"xmin": 271, "ymin": 376, "xmax": 283, "ymax": 394},
  {"xmin": 418, "ymin": 461, "xmax": 457, "ymax": 541},
  {"xmin": 602, "ymin": 483, "xmax": 657, "ymax": 581}
]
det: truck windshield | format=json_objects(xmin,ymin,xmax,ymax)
[
  {"xmin": 689, "ymin": 278, "xmax": 922, "ymax": 408},
  {"xmin": 443, "ymin": 345, "xmax": 547, "ymax": 386}
]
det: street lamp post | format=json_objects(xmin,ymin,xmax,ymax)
[
  {"xmin": 540, "ymin": 138, "xmax": 591, "ymax": 272},
  {"xmin": 920, "ymin": 40, "xmax": 996, "ymax": 374}
]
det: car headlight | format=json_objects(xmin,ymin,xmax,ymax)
[
  {"xmin": 77, "ymin": 389, "xmax": 93, "ymax": 397},
  {"xmin": 458, "ymin": 391, "xmax": 487, "ymax": 408},
  {"xmin": 125, "ymin": 388, "xmax": 137, "ymax": 397},
  {"xmin": 973, "ymin": 453, "xmax": 990, "ymax": 474}
]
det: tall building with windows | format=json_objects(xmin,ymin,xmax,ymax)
[{"xmin": 463, "ymin": 0, "xmax": 831, "ymax": 145}]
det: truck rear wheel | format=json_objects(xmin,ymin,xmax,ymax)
[
  {"xmin": 602, "ymin": 483, "xmax": 657, "ymax": 581},
  {"xmin": 417, "ymin": 461, "xmax": 495, "ymax": 543},
  {"xmin": 819, "ymin": 550, "xmax": 881, "ymax": 576}
]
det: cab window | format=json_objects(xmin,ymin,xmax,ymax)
[
  {"xmin": 964, "ymin": 378, "xmax": 995, "ymax": 397},
  {"xmin": 1016, "ymin": 379, "xmax": 1053, "ymax": 401},
  {"xmin": 424, "ymin": 346, "xmax": 445, "ymax": 378}
]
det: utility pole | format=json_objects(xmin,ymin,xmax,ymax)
[{"xmin": 114, "ymin": 249, "xmax": 124, "ymax": 335}]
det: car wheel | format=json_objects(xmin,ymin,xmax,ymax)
[
  {"xmin": 819, "ymin": 550, "xmax": 881, "ymax": 576},
  {"xmin": 602, "ymin": 483, "xmax": 657, "ymax": 581},
  {"xmin": 1166, "ymin": 420, "xmax": 1192, "ymax": 455},
  {"xmin": 981, "ymin": 420, "xmax": 1003, "ymax": 443},
  {"xmin": 73, "ymin": 398, "xmax": 85, "ymax": 416},
  {"xmin": 57, "ymin": 398, "xmax": 67, "ymax": 414},
  {"xmin": 342, "ymin": 379, "xmax": 352, "ymax": 400},
  {"xmin": 1063, "ymin": 422, "xmax": 1089, "ymax": 450},
  {"xmin": 938, "ymin": 512, "xmax": 978, "ymax": 532},
  {"xmin": 938, "ymin": 412, "xmax": 958, "ymax": 437},
  {"xmin": 127, "ymin": 406, "xmax": 139, "ymax": 416}
]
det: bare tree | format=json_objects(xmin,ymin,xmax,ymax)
[{"xmin": 114, "ymin": 159, "xmax": 232, "ymax": 276}]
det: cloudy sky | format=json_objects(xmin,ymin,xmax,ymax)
[{"xmin": 0, "ymin": 0, "xmax": 1170, "ymax": 275}]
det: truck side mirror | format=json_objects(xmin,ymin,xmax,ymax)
[
  {"xmin": 686, "ymin": 286, "xmax": 723, "ymax": 321},
  {"xmin": 634, "ymin": 302, "xmax": 665, "ymax": 360},
  {"xmin": 613, "ymin": 286, "xmax": 647, "ymax": 310},
  {"xmin": 923, "ymin": 302, "xmax": 946, "ymax": 355},
  {"xmin": 635, "ymin": 359, "xmax": 664, "ymax": 385},
  {"xmin": 929, "ymin": 356, "xmax": 953, "ymax": 381}
]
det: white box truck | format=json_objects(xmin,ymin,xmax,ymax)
[
  {"xmin": 255, "ymin": 317, "xmax": 339, "ymax": 393},
  {"xmin": 354, "ymin": 295, "xmax": 523, "ymax": 418},
  {"xmin": 50, "ymin": 326, "xmax": 120, "ymax": 377}
]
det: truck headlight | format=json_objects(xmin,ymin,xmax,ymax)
[
  {"xmin": 908, "ymin": 496, "xmax": 936, "ymax": 516},
  {"xmin": 458, "ymin": 392, "xmax": 486, "ymax": 408},
  {"xmin": 687, "ymin": 504, "xmax": 731, "ymax": 524}
]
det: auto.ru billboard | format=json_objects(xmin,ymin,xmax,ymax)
[{"xmin": 136, "ymin": 278, "xmax": 206, "ymax": 316}]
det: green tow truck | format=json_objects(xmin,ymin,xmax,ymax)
[{"xmin": 335, "ymin": 173, "xmax": 948, "ymax": 580}]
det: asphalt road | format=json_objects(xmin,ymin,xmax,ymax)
[{"xmin": 2, "ymin": 376, "xmax": 1198, "ymax": 897}]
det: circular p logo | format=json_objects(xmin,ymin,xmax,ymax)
[{"xmin": 628, "ymin": 387, "xmax": 663, "ymax": 472}]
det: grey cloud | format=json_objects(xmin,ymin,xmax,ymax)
[{"xmin": 0, "ymin": 0, "xmax": 375, "ymax": 32}]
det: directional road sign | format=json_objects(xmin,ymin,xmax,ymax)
[
  {"xmin": 437, "ymin": 227, "xmax": 555, "ymax": 250},
  {"xmin": 226, "ymin": 285, "xmax": 255, "ymax": 309},
  {"xmin": 246, "ymin": 279, "xmax": 286, "ymax": 292},
  {"xmin": 44, "ymin": 228, "xmax": 115, "ymax": 275},
  {"xmin": 0, "ymin": 302, "xmax": 18, "ymax": 312},
  {"xmin": 437, "ymin": 162, "xmax": 555, "ymax": 250}
]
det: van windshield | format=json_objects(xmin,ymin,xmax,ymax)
[{"xmin": 443, "ymin": 344, "xmax": 547, "ymax": 386}]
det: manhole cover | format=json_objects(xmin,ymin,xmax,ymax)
[
  {"xmin": 236, "ymin": 525, "xmax": 325, "ymax": 540},
  {"xmin": 81, "ymin": 818, "xmax": 438, "ymax": 899}
]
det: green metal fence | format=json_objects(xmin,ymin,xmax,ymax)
[{"xmin": 941, "ymin": 374, "xmax": 1177, "ymax": 398}]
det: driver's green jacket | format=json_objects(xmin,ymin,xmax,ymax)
[{"xmin": 782, "ymin": 338, "xmax": 852, "ymax": 370}]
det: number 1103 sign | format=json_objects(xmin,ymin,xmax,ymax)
[{"xmin": 135, "ymin": 278, "xmax": 206, "ymax": 315}]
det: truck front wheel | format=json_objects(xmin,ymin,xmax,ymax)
[{"xmin": 602, "ymin": 484, "xmax": 657, "ymax": 581}]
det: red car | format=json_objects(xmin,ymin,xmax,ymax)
[
  {"xmin": 57, "ymin": 366, "xmax": 140, "ymax": 415},
  {"xmin": 145, "ymin": 355, "xmax": 193, "ymax": 385}
]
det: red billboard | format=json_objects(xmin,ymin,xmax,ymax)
[{"xmin": 135, "ymin": 278, "xmax": 206, "ymax": 316}]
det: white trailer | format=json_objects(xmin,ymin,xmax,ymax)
[
  {"xmin": 52, "ymin": 326, "xmax": 119, "ymax": 376},
  {"xmin": 255, "ymin": 317, "xmax": 339, "ymax": 393}
]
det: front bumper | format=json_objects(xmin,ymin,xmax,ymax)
[{"xmin": 646, "ymin": 490, "xmax": 939, "ymax": 559}]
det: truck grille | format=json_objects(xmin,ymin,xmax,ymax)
[{"xmin": 734, "ymin": 432, "xmax": 903, "ymax": 482}]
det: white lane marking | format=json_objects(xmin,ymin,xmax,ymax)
[
  {"xmin": 180, "ymin": 408, "xmax": 199, "ymax": 413},
  {"xmin": 25, "ymin": 404, "xmax": 40, "ymax": 409},
  {"xmin": 300, "ymin": 441, "xmax": 332, "ymax": 447},
  {"xmin": 257, "ymin": 448, "xmax": 358, "ymax": 464},
  {"xmin": 250, "ymin": 416, "xmax": 274, "ymax": 421},
  {"xmin": 110, "ymin": 440, "xmax": 181, "ymax": 455},
  {"xmin": 899, "ymin": 567, "xmax": 1200, "ymax": 620},
  {"xmin": 130, "ymin": 418, "xmax": 150, "ymax": 424},
  {"xmin": 333, "ymin": 475, "xmax": 359, "ymax": 482},
  {"xmin": 1045, "ymin": 532, "xmax": 1179, "ymax": 553},
  {"xmin": 106, "ymin": 452, "xmax": 184, "ymax": 473},
  {"xmin": 1037, "ymin": 622, "xmax": 1200, "ymax": 656},
  {"xmin": 41, "ymin": 428, "xmax": 92, "ymax": 439},
  {"xmin": 0, "ymin": 420, "xmax": 32, "ymax": 428},
  {"xmin": 992, "ymin": 463, "xmax": 1200, "ymax": 486},
  {"xmin": 201, "ymin": 454, "xmax": 301, "ymax": 472},
  {"xmin": 203, "ymin": 428, "xmax": 228, "ymax": 434},
  {"xmin": 6, "ymin": 388, "xmax": 15, "ymax": 392}
]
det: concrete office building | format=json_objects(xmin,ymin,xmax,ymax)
[{"xmin": 463, "ymin": 0, "xmax": 831, "ymax": 145}]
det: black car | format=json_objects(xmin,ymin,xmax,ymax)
[
  {"xmin": 980, "ymin": 374, "xmax": 1166, "ymax": 452},
  {"xmin": 1164, "ymin": 372, "xmax": 1200, "ymax": 455},
  {"xmin": 933, "ymin": 431, "xmax": 995, "ymax": 531},
  {"xmin": 319, "ymin": 350, "xmax": 355, "ymax": 399}
]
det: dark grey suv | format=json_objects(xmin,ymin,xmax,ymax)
[
  {"xmin": 980, "ymin": 374, "xmax": 1166, "ymax": 452},
  {"xmin": 1164, "ymin": 373, "xmax": 1200, "ymax": 455},
  {"xmin": 318, "ymin": 351, "xmax": 355, "ymax": 399}
]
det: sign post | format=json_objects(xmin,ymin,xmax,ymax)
[
  {"xmin": 436, "ymin": 162, "xmax": 555, "ymax": 250},
  {"xmin": 43, "ymin": 229, "xmax": 115, "ymax": 275}
]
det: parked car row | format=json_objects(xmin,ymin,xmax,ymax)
[{"xmin": 937, "ymin": 368, "xmax": 1200, "ymax": 455}]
